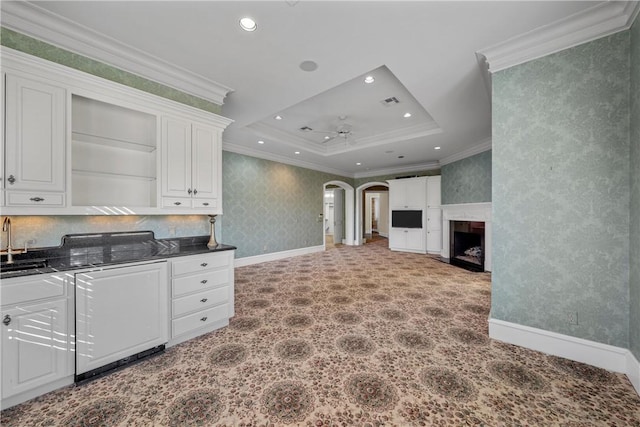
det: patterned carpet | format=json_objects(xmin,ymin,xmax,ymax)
[{"xmin": 2, "ymin": 239, "xmax": 639, "ymax": 426}]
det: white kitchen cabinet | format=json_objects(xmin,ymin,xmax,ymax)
[
  {"xmin": 75, "ymin": 261, "xmax": 168, "ymax": 376},
  {"xmin": 4, "ymin": 73, "xmax": 66, "ymax": 205},
  {"xmin": 1, "ymin": 273, "xmax": 73, "ymax": 409},
  {"xmin": 161, "ymin": 117, "xmax": 221, "ymax": 212},
  {"xmin": 168, "ymin": 250, "xmax": 235, "ymax": 346},
  {"xmin": 1, "ymin": 47, "xmax": 232, "ymax": 215}
]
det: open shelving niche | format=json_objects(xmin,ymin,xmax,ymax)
[{"xmin": 71, "ymin": 95, "xmax": 158, "ymax": 207}]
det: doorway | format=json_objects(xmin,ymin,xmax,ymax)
[
  {"xmin": 355, "ymin": 182, "xmax": 389, "ymax": 245},
  {"xmin": 323, "ymin": 180, "xmax": 355, "ymax": 248}
]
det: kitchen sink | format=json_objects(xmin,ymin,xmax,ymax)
[{"xmin": 0, "ymin": 258, "xmax": 50, "ymax": 274}]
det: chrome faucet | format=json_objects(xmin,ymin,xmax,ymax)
[{"xmin": 1, "ymin": 217, "xmax": 25, "ymax": 264}]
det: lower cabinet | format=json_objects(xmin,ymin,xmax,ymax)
[
  {"xmin": 1, "ymin": 273, "xmax": 73, "ymax": 409},
  {"xmin": 389, "ymin": 227, "xmax": 426, "ymax": 253},
  {"xmin": 168, "ymin": 251, "xmax": 235, "ymax": 346},
  {"xmin": 0, "ymin": 249, "xmax": 235, "ymax": 409}
]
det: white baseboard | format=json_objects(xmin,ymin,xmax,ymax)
[
  {"xmin": 234, "ymin": 245, "xmax": 324, "ymax": 267},
  {"xmin": 627, "ymin": 350, "xmax": 640, "ymax": 395},
  {"xmin": 489, "ymin": 318, "xmax": 638, "ymax": 395}
]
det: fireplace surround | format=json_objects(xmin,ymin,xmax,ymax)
[{"xmin": 441, "ymin": 203, "xmax": 492, "ymax": 272}]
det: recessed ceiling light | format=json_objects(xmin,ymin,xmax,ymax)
[
  {"xmin": 356, "ymin": 162, "xmax": 362, "ymax": 166},
  {"xmin": 324, "ymin": 136, "xmax": 330, "ymax": 140},
  {"xmin": 403, "ymin": 112, "xmax": 412, "ymax": 118},
  {"xmin": 299, "ymin": 60, "xmax": 318, "ymax": 72},
  {"xmin": 364, "ymin": 75, "xmax": 375, "ymax": 84},
  {"xmin": 274, "ymin": 115, "xmax": 282, "ymax": 120},
  {"xmin": 434, "ymin": 146, "xmax": 441, "ymax": 150},
  {"xmin": 294, "ymin": 151, "xmax": 300, "ymax": 155},
  {"xmin": 239, "ymin": 17, "xmax": 257, "ymax": 32},
  {"xmin": 258, "ymin": 140, "xmax": 265, "ymax": 144},
  {"xmin": 398, "ymin": 155, "xmax": 405, "ymax": 159}
]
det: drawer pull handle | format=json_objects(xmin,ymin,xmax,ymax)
[
  {"xmin": 188, "ymin": 188, "xmax": 192, "ymax": 195},
  {"xmin": 3, "ymin": 315, "xmax": 11, "ymax": 326},
  {"xmin": 30, "ymin": 197, "xmax": 45, "ymax": 202},
  {"xmin": 200, "ymin": 263, "xmax": 208, "ymax": 267},
  {"xmin": 201, "ymin": 298, "xmax": 208, "ymax": 303},
  {"xmin": 200, "ymin": 316, "xmax": 208, "ymax": 322},
  {"xmin": 203, "ymin": 202, "xmax": 209, "ymax": 206},
  {"xmin": 174, "ymin": 201, "xmax": 182, "ymax": 206},
  {"xmin": 201, "ymin": 279, "xmax": 208, "ymax": 284},
  {"xmin": 193, "ymin": 189, "xmax": 198, "ymax": 195},
  {"xmin": 7, "ymin": 175, "xmax": 15, "ymax": 185}
]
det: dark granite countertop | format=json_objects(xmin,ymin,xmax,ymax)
[{"xmin": 0, "ymin": 231, "xmax": 236, "ymax": 280}]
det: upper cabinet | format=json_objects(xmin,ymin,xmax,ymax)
[
  {"xmin": 1, "ymin": 47, "xmax": 232, "ymax": 215},
  {"xmin": 161, "ymin": 117, "xmax": 221, "ymax": 211},
  {"xmin": 389, "ymin": 177, "xmax": 427, "ymax": 209},
  {"xmin": 4, "ymin": 73, "xmax": 66, "ymax": 207}
]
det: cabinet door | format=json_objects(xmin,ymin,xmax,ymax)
[
  {"xmin": 427, "ymin": 176, "xmax": 441, "ymax": 207},
  {"xmin": 388, "ymin": 227, "xmax": 406, "ymax": 250},
  {"xmin": 75, "ymin": 262, "xmax": 168, "ymax": 375},
  {"xmin": 161, "ymin": 116, "xmax": 192, "ymax": 197},
  {"xmin": 191, "ymin": 122, "xmax": 220, "ymax": 200},
  {"xmin": 388, "ymin": 181, "xmax": 406, "ymax": 208},
  {"xmin": 426, "ymin": 207, "xmax": 442, "ymax": 252},
  {"xmin": 1, "ymin": 298, "xmax": 70, "ymax": 399},
  {"xmin": 4, "ymin": 74, "xmax": 66, "ymax": 192},
  {"xmin": 404, "ymin": 178, "xmax": 427, "ymax": 209},
  {"xmin": 405, "ymin": 228, "xmax": 426, "ymax": 252}
]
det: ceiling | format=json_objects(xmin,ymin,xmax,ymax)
[{"xmin": 5, "ymin": 1, "xmax": 633, "ymax": 177}]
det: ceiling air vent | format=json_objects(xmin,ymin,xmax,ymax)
[
  {"xmin": 299, "ymin": 126, "xmax": 313, "ymax": 132},
  {"xmin": 380, "ymin": 96, "xmax": 400, "ymax": 107}
]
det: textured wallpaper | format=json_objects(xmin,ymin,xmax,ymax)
[
  {"xmin": 441, "ymin": 150, "xmax": 491, "ymax": 204},
  {"xmin": 0, "ymin": 28, "xmax": 222, "ymax": 115},
  {"xmin": 220, "ymin": 152, "xmax": 351, "ymax": 258},
  {"xmin": 630, "ymin": 17, "xmax": 640, "ymax": 360},
  {"xmin": 492, "ymin": 31, "xmax": 631, "ymax": 347}
]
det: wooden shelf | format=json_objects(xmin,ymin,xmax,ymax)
[{"xmin": 72, "ymin": 131, "xmax": 156, "ymax": 153}]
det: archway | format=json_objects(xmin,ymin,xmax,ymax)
[
  {"xmin": 355, "ymin": 181, "xmax": 389, "ymax": 245},
  {"xmin": 323, "ymin": 180, "xmax": 355, "ymax": 247}
]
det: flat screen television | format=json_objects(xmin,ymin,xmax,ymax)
[{"xmin": 392, "ymin": 210, "xmax": 422, "ymax": 228}]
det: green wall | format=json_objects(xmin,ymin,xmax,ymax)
[
  {"xmin": 441, "ymin": 150, "xmax": 492, "ymax": 204},
  {"xmin": 492, "ymin": 31, "xmax": 631, "ymax": 347},
  {"xmin": 220, "ymin": 152, "xmax": 351, "ymax": 258},
  {"xmin": 630, "ymin": 16, "xmax": 640, "ymax": 360}
]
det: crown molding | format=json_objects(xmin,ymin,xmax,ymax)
[
  {"xmin": 439, "ymin": 138, "xmax": 492, "ymax": 166},
  {"xmin": 0, "ymin": 1, "xmax": 233, "ymax": 105},
  {"xmin": 478, "ymin": 1, "xmax": 640, "ymax": 73},
  {"xmin": 222, "ymin": 142, "xmax": 353, "ymax": 179},
  {"xmin": 353, "ymin": 161, "xmax": 440, "ymax": 180}
]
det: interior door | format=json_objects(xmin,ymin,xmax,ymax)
[{"xmin": 333, "ymin": 188, "xmax": 344, "ymax": 244}]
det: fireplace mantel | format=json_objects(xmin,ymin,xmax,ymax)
[{"xmin": 441, "ymin": 203, "xmax": 492, "ymax": 272}]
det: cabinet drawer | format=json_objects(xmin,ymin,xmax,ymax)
[
  {"xmin": 172, "ymin": 286, "xmax": 229, "ymax": 317},
  {"xmin": 172, "ymin": 269, "xmax": 228, "ymax": 297},
  {"xmin": 6, "ymin": 191, "xmax": 65, "ymax": 207},
  {"xmin": 193, "ymin": 198, "xmax": 217, "ymax": 209},
  {"xmin": 172, "ymin": 303, "xmax": 229, "ymax": 337},
  {"xmin": 162, "ymin": 197, "xmax": 191, "ymax": 208},
  {"xmin": 172, "ymin": 253, "xmax": 229, "ymax": 276},
  {"xmin": 1, "ymin": 274, "xmax": 66, "ymax": 306}
]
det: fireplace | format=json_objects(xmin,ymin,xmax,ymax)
[
  {"xmin": 450, "ymin": 221, "xmax": 485, "ymax": 272},
  {"xmin": 440, "ymin": 203, "xmax": 491, "ymax": 272}
]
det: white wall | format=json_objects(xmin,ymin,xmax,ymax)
[{"xmin": 378, "ymin": 192, "xmax": 389, "ymax": 237}]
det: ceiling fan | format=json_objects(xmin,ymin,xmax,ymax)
[{"xmin": 300, "ymin": 116, "xmax": 356, "ymax": 145}]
